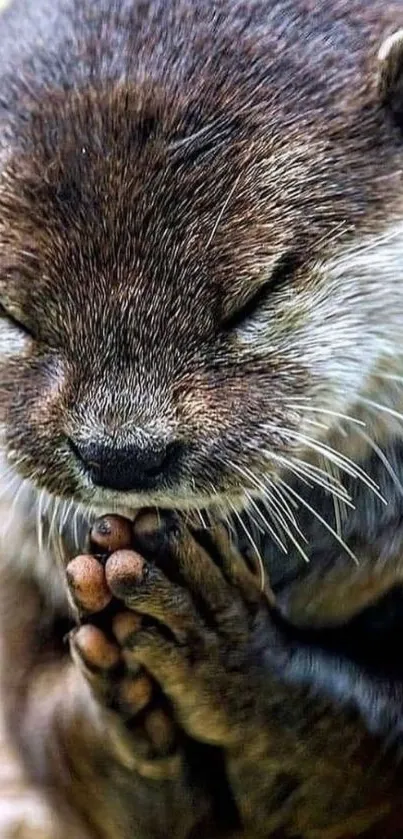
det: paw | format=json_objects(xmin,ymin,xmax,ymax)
[
  {"xmin": 99, "ymin": 511, "xmax": 272, "ymax": 747},
  {"xmin": 66, "ymin": 517, "xmax": 181, "ymax": 778}
]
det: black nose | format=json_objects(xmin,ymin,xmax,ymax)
[{"xmin": 70, "ymin": 438, "xmax": 177, "ymax": 492}]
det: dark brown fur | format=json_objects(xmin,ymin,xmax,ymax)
[
  {"xmin": 3, "ymin": 1, "xmax": 403, "ymax": 837},
  {"xmin": 2, "ymin": 0, "xmax": 403, "ymax": 506}
]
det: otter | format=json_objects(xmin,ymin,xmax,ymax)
[{"xmin": 3, "ymin": 0, "xmax": 403, "ymax": 836}]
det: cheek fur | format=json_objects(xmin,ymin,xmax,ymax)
[
  {"xmin": 236, "ymin": 224, "xmax": 403, "ymax": 424},
  {"xmin": 1, "ymin": 354, "xmax": 79, "ymax": 490},
  {"xmin": 4, "ymin": 354, "xmax": 66, "ymax": 432},
  {"xmin": 6, "ymin": 217, "xmax": 402, "ymax": 505},
  {"xmin": 175, "ymin": 362, "xmax": 310, "ymax": 478}
]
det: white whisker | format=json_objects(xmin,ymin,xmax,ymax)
[
  {"xmin": 278, "ymin": 478, "xmax": 358, "ymax": 565},
  {"xmin": 357, "ymin": 427, "xmax": 403, "ymax": 498},
  {"xmin": 197, "ymin": 509, "xmax": 209, "ymax": 529},
  {"xmin": 359, "ymin": 396, "xmax": 403, "ymax": 425},
  {"xmin": 377, "ymin": 373, "xmax": 403, "ymax": 385},
  {"xmin": 48, "ymin": 497, "xmax": 61, "ymax": 554},
  {"xmin": 279, "ymin": 456, "xmax": 354, "ymax": 507},
  {"xmin": 260, "ymin": 484, "xmax": 311, "ymax": 565},
  {"xmin": 228, "ymin": 500, "xmax": 265, "ymax": 593},
  {"xmin": 245, "ymin": 490, "xmax": 288, "ymax": 554},
  {"xmin": 72, "ymin": 506, "xmax": 80, "ymax": 551},
  {"xmin": 282, "ymin": 429, "xmax": 386, "ymax": 502},
  {"xmin": 290, "ymin": 403, "xmax": 366, "ymax": 427},
  {"xmin": 206, "ymin": 172, "xmax": 242, "ymax": 248},
  {"xmin": 36, "ymin": 489, "xmax": 45, "ymax": 557}
]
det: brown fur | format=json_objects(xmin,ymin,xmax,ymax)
[
  {"xmin": 3, "ymin": 1, "xmax": 403, "ymax": 837},
  {"xmin": 2, "ymin": 0, "xmax": 403, "ymax": 508}
]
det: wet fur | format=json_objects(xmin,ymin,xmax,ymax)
[{"xmin": 2, "ymin": 0, "xmax": 403, "ymax": 836}]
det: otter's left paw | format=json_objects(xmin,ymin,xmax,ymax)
[
  {"xmin": 65, "ymin": 517, "xmax": 181, "ymax": 779},
  {"xmin": 104, "ymin": 511, "xmax": 271, "ymax": 747}
]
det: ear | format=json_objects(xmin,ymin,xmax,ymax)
[{"xmin": 378, "ymin": 29, "xmax": 403, "ymax": 122}]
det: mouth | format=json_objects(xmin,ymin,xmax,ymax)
[
  {"xmin": 39, "ymin": 478, "xmax": 268, "ymax": 577},
  {"xmin": 60, "ymin": 491, "xmax": 304, "ymax": 595},
  {"xmin": 82, "ymin": 478, "xmax": 252, "ymax": 518},
  {"xmin": 1, "ymin": 439, "xmax": 362, "ymax": 596}
]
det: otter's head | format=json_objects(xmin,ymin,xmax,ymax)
[{"xmin": 0, "ymin": 71, "xmax": 402, "ymax": 532}]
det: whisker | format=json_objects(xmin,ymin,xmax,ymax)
[
  {"xmin": 197, "ymin": 509, "xmax": 209, "ymax": 530},
  {"xmin": 237, "ymin": 460, "xmax": 311, "ymax": 561},
  {"xmin": 60, "ymin": 498, "xmax": 71, "ymax": 531},
  {"xmin": 277, "ymin": 478, "xmax": 358, "ymax": 565},
  {"xmin": 228, "ymin": 500, "xmax": 265, "ymax": 593},
  {"xmin": 48, "ymin": 496, "xmax": 61, "ymax": 554},
  {"xmin": 245, "ymin": 490, "xmax": 288, "ymax": 554},
  {"xmin": 289, "ymin": 403, "xmax": 366, "ymax": 427},
  {"xmin": 262, "ymin": 449, "xmax": 314, "ymax": 489},
  {"xmin": 226, "ymin": 460, "xmax": 287, "ymax": 550},
  {"xmin": 332, "ymin": 223, "xmax": 403, "ymax": 265},
  {"xmin": 206, "ymin": 172, "xmax": 242, "ymax": 249},
  {"xmin": 220, "ymin": 455, "xmax": 310, "ymax": 565},
  {"xmin": 319, "ymin": 457, "xmax": 347, "ymax": 538},
  {"xmin": 282, "ymin": 429, "xmax": 386, "ymax": 502},
  {"xmin": 357, "ymin": 427, "xmax": 403, "ymax": 498},
  {"xmin": 243, "ymin": 503, "xmax": 265, "ymax": 536},
  {"xmin": 236, "ymin": 462, "xmax": 304, "ymax": 534},
  {"xmin": 303, "ymin": 417, "xmax": 332, "ymax": 434},
  {"xmin": 359, "ymin": 396, "xmax": 403, "ymax": 426},
  {"xmin": 377, "ymin": 373, "xmax": 403, "ymax": 385},
  {"xmin": 72, "ymin": 506, "xmax": 80, "ymax": 551},
  {"xmin": 279, "ymin": 456, "xmax": 354, "ymax": 507},
  {"xmin": 260, "ymin": 484, "xmax": 311, "ymax": 565},
  {"xmin": 264, "ymin": 481, "xmax": 308, "ymax": 542},
  {"xmin": 0, "ymin": 472, "xmax": 21, "ymax": 502},
  {"xmin": 293, "ymin": 456, "xmax": 351, "ymax": 495},
  {"xmin": 36, "ymin": 489, "xmax": 45, "ymax": 557}
]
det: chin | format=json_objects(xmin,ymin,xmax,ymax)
[{"xmin": 88, "ymin": 486, "xmax": 249, "ymax": 521}]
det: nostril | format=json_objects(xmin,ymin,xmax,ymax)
[
  {"xmin": 68, "ymin": 438, "xmax": 104, "ymax": 477},
  {"xmin": 157, "ymin": 441, "xmax": 182, "ymax": 474},
  {"xmin": 143, "ymin": 441, "xmax": 181, "ymax": 477},
  {"xmin": 139, "ymin": 445, "xmax": 169, "ymax": 477},
  {"xmin": 68, "ymin": 437, "xmax": 183, "ymax": 492}
]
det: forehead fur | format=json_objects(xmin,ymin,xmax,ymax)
[
  {"xmin": 0, "ymin": 0, "xmax": 403, "ymax": 314},
  {"xmin": 0, "ymin": 0, "xmax": 403, "ymax": 374},
  {"xmin": 2, "ymin": 0, "xmax": 403, "ymax": 522}
]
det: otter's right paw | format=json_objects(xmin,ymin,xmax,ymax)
[{"xmin": 66, "ymin": 518, "xmax": 181, "ymax": 780}]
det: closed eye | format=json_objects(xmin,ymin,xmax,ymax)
[
  {"xmin": 221, "ymin": 251, "xmax": 300, "ymax": 332},
  {"xmin": 0, "ymin": 303, "xmax": 33, "ymax": 337}
]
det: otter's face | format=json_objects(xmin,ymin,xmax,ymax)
[{"xmin": 0, "ymin": 90, "xmax": 399, "ymax": 521}]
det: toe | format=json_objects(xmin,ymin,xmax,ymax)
[
  {"xmin": 90, "ymin": 515, "xmax": 134, "ymax": 555},
  {"xmin": 112, "ymin": 611, "xmax": 143, "ymax": 645},
  {"xmin": 123, "ymin": 627, "xmax": 189, "ymax": 690},
  {"xmin": 133, "ymin": 512, "xmax": 246, "ymax": 625},
  {"xmin": 105, "ymin": 550, "xmax": 202, "ymax": 642},
  {"xmin": 72, "ymin": 624, "xmax": 121, "ymax": 672},
  {"xmin": 66, "ymin": 555, "xmax": 112, "ymax": 614},
  {"xmin": 144, "ymin": 707, "xmax": 177, "ymax": 757},
  {"xmin": 117, "ymin": 674, "xmax": 153, "ymax": 716}
]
